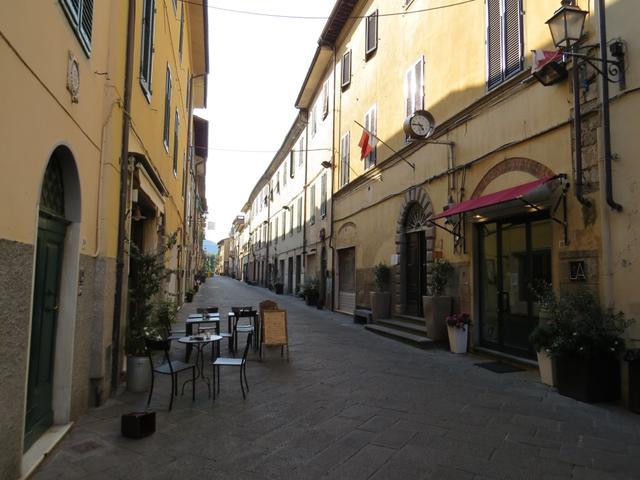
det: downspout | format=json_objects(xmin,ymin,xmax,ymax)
[
  {"xmin": 597, "ymin": 0, "xmax": 622, "ymax": 212},
  {"xmin": 329, "ymin": 44, "xmax": 338, "ymax": 311},
  {"xmin": 111, "ymin": 0, "xmax": 135, "ymax": 393}
]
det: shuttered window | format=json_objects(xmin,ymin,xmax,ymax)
[
  {"xmin": 290, "ymin": 150, "xmax": 296, "ymax": 178},
  {"xmin": 340, "ymin": 133, "xmax": 350, "ymax": 187},
  {"xmin": 163, "ymin": 66, "xmax": 172, "ymax": 150},
  {"xmin": 140, "ymin": 0, "xmax": 156, "ymax": 97},
  {"xmin": 178, "ymin": 2, "xmax": 185, "ymax": 63},
  {"xmin": 297, "ymin": 197, "xmax": 303, "ymax": 232},
  {"xmin": 365, "ymin": 10, "xmax": 378, "ymax": 56},
  {"xmin": 341, "ymin": 50, "xmax": 352, "ymax": 89},
  {"xmin": 283, "ymin": 163, "xmax": 287, "ymax": 186},
  {"xmin": 364, "ymin": 105, "xmax": 377, "ymax": 169},
  {"xmin": 60, "ymin": 0, "xmax": 93, "ymax": 55},
  {"xmin": 282, "ymin": 212, "xmax": 286, "ymax": 240},
  {"xmin": 405, "ymin": 56, "xmax": 424, "ymax": 118},
  {"xmin": 310, "ymin": 108, "xmax": 317, "ymax": 137},
  {"xmin": 487, "ymin": 0, "xmax": 523, "ymax": 89},
  {"xmin": 320, "ymin": 174, "xmax": 327, "ymax": 217},
  {"xmin": 310, "ymin": 184, "xmax": 316, "ymax": 225},
  {"xmin": 322, "ymin": 80, "xmax": 329, "ymax": 120},
  {"xmin": 172, "ymin": 110, "xmax": 179, "ymax": 175}
]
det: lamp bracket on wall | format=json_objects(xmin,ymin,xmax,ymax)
[{"xmin": 563, "ymin": 41, "xmax": 626, "ymax": 87}]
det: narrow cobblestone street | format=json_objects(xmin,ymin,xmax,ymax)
[{"xmin": 33, "ymin": 276, "xmax": 640, "ymax": 480}]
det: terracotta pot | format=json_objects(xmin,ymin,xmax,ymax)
[
  {"xmin": 423, "ymin": 295, "xmax": 451, "ymax": 341},
  {"xmin": 370, "ymin": 291, "xmax": 391, "ymax": 321}
]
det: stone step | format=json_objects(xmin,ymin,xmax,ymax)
[
  {"xmin": 393, "ymin": 314, "xmax": 425, "ymax": 327},
  {"xmin": 376, "ymin": 318, "xmax": 426, "ymax": 336},
  {"xmin": 365, "ymin": 324, "xmax": 436, "ymax": 349}
]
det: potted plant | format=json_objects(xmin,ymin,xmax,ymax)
[
  {"xmin": 126, "ymin": 233, "xmax": 176, "ymax": 392},
  {"xmin": 370, "ymin": 262, "xmax": 391, "ymax": 321},
  {"xmin": 446, "ymin": 312, "xmax": 470, "ymax": 353},
  {"xmin": 185, "ymin": 288, "xmax": 194, "ymax": 303},
  {"xmin": 275, "ymin": 282, "xmax": 284, "ymax": 294},
  {"xmin": 623, "ymin": 349, "xmax": 640, "ymax": 414},
  {"xmin": 529, "ymin": 282, "xmax": 559, "ymax": 386},
  {"xmin": 423, "ymin": 259, "xmax": 453, "ymax": 341},
  {"xmin": 302, "ymin": 279, "xmax": 319, "ymax": 306},
  {"xmin": 540, "ymin": 287, "xmax": 629, "ymax": 403}
]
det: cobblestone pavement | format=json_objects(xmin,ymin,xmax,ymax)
[{"xmin": 33, "ymin": 276, "xmax": 640, "ymax": 479}]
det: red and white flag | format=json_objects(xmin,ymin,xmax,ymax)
[{"xmin": 358, "ymin": 129, "xmax": 373, "ymax": 159}]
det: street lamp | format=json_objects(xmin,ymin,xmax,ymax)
[
  {"xmin": 546, "ymin": 0, "xmax": 587, "ymax": 49},
  {"xmin": 540, "ymin": 0, "xmax": 625, "ymax": 211}
]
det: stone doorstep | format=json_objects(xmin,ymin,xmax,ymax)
[
  {"xmin": 376, "ymin": 318, "xmax": 426, "ymax": 336},
  {"xmin": 21, "ymin": 423, "xmax": 73, "ymax": 480},
  {"xmin": 364, "ymin": 324, "xmax": 437, "ymax": 349}
]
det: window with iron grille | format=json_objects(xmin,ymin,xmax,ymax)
[
  {"xmin": 178, "ymin": 2, "xmax": 185, "ymax": 63},
  {"xmin": 322, "ymin": 80, "xmax": 329, "ymax": 120},
  {"xmin": 320, "ymin": 174, "xmax": 327, "ymax": 217},
  {"xmin": 297, "ymin": 197, "xmax": 303, "ymax": 232},
  {"xmin": 310, "ymin": 184, "xmax": 316, "ymax": 225},
  {"xmin": 487, "ymin": 0, "xmax": 523, "ymax": 89},
  {"xmin": 60, "ymin": 0, "xmax": 93, "ymax": 55},
  {"xmin": 163, "ymin": 65, "xmax": 172, "ymax": 150},
  {"xmin": 364, "ymin": 105, "xmax": 377, "ymax": 169},
  {"xmin": 173, "ymin": 109, "xmax": 179, "ymax": 175},
  {"xmin": 140, "ymin": 0, "xmax": 156, "ymax": 98},
  {"xmin": 365, "ymin": 10, "xmax": 378, "ymax": 57},
  {"xmin": 341, "ymin": 50, "xmax": 352, "ymax": 89},
  {"xmin": 340, "ymin": 133, "xmax": 350, "ymax": 187}
]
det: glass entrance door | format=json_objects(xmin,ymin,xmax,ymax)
[{"xmin": 478, "ymin": 216, "xmax": 552, "ymax": 358}]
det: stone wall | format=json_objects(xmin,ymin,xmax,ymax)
[{"xmin": 0, "ymin": 239, "xmax": 34, "ymax": 480}]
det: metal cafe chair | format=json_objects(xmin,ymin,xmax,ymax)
[
  {"xmin": 145, "ymin": 338, "xmax": 195, "ymax": 411},
  {"xmin": 231, "ymin": 306, "xmax": 257, "ymax": 354},
  {"xmin": 196, "ymin": 306, "xmax": 220, "ymax": 335},
  {"xmin": 211, "ymin": 332, "xmax": 252, "ymax": 400}
]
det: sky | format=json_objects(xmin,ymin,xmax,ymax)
[{"xmin": 195, "ymin": 0, "xmax": 337, "ymax": 243}]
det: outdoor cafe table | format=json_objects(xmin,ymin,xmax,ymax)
[
  {"xmin": 185, "ymin": 313, "xmax": 220, "ymax": 361},
  {"xmin": 178, "ymin": 334, "xmax": 222, "ymax": 398}
]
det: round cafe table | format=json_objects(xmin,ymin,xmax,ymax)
[{"xmin": 178, "ymin": 334, "xmax": 222, "ymax": 398}]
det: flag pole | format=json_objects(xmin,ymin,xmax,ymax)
[{"xmin": 354, "ymin": 120, "xmax": 415, "ymax": 171}]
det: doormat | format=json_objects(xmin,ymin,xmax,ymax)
[{"xmin": 475, "ymin": 362, "xmax": 524, "ymax": 373}]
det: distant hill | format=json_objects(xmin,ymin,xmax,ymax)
[{"xmin": 203, "ymin": 239, "xmax": 218, "ymax": 254}]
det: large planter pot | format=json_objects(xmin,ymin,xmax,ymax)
[
  {"xmin": 305, "ymin": 291, "xmax": 318, "ymax": 306},
  {"xmin": 370, "ymin": 291, "xmax": 391, "ymax": 321},
  {"xmin": 536, "ymin": 350, "xmax": 556, "ymax": 386},
  {"xmin": 447, "ymin": 325, "xmax": 468, "ymax": 354},
  {"xmin": 423, "ymin": 295, "xmax": 451, "ymax": 341},
  {"xmin": 555, "ymin": 354, "xmax": 620, "ymax": 403},
  {"xmin": 275, "ymin": 283, "xmax": 284, "ymax": 294},
  {"xmin": 623, "ymin": 358, "xmax": 640, "ymax": 414},
  {"xmin": 127, "ymin": 355, "xmax": 151, "ymax": 393}
]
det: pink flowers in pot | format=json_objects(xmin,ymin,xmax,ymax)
[{"xmin": 446, "ymin": 312, "xmax": 471, "ymax": 330}]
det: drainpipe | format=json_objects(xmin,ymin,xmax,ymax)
[
  {"xmin": 329, "ymin": 44, "xmax": 338, "ymax": 311},
  {"xmin": 597, "ymin": 0, "xmax": 622, "ymax": 212},
  {"xmin": 111, "ymin": 0, "xmax": 135, "ymax": 394}
]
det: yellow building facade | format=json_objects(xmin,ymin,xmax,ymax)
[
  {"xmin": 0, "ymin": 1, "xmax": 208, "ymax": 477},
  {"xmin": 322, "ymin": 0, "xmax": 639, "ymax": 363}
]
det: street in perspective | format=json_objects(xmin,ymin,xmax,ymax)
[{"xmin": 1, "ymin": 0, "xmax": 640, "ymax": 479}]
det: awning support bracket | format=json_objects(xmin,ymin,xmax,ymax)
[{"xmin": 518, "ymin": 181, "xmax": 570, "ymax": 245}]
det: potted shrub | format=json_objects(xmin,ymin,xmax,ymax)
[
  {"xmin": 446, "ymin": 312, "xmax": 470, "ymax": 353},
  {"xmin": 126, "ymin": 233, "xmax": 176, "ymax": 392},
  {"xmin": 275, "ymin": 282, "xmax": 284, "ymax": 294},
  {"xmin": 370, "ymin": 262, "xmax": 391, "ymax": 321},
  {"xmin": 423, "ymin": 259, "xmax": 453, "ymax": 341},
  {"xmin": 302, "ymin": 279, "xmax": 319, "ymax": 306},
  {"xmin": 542, "ymin": 288, "xmax": 629, "ymax": 403}
]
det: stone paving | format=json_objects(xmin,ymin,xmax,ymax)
[{"xmin": 33, "ymin": 276, "xmax": 640, "ymax": 479}]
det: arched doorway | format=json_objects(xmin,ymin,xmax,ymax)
[
  {"xmin": 404, "ymin": 202, "xmax": 431, "ymax": 316},
  {"xmin": 25, "ymin": 146, "xmax": 81, "ymax": 450}
]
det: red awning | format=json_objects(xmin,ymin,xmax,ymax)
[{"xmin": 432, "ymin": 176, "xmax": 554, "ymax": 220}]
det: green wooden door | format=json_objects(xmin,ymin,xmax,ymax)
[{"xmin": 24, "ymin": 216, "xmax": 66, "ymax": 450}]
